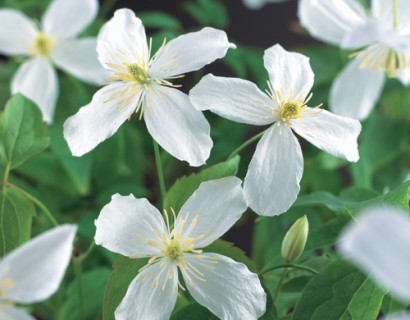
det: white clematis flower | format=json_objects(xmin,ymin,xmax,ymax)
[
  {"xmin": 63, "ymin": 9, "xmax": 235, "ymax": 167},
  {"xmin": 95, "ymin": 177, "xmax": 266, "ymax": 320},
  {"xmin": 0, "ymin": 0, "xmax": 106, "ymax": 123},
  {"xmin": 242, "ymin": 0, "xmax": 289, "ymax": 10},
  {"xmin": 190, "ymin": 44, "xmax": 361, "ymax": 217},
  {"xmin": 339, "ymin": 206, "xmax": 410, "ymax": 303},
  {"xmin": 0, "ymin": 225, "xmax": 76, "ymax": 320},
  {"xmin": 299, "ymin": 0, "xmax": 410, "ymax": 120}
]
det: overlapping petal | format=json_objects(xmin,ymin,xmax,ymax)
[
  {"xmin": 264, "ymin": 44, "xmax": 314, "ymax": 102},
  {"xmin": 42, "ymin": 0, "xmax": 98, "ymax": 40},
  {"xmin": 291, "ymin": 108, "xmax": 361, "ymax": 162},
  {"xmin": 11, "ymin": 58, "xmax": 58, "ymax": 123},
  {"xmin": 0, "ymin": 306, "xmax": 35, "ymax": 320},
  {"xmin": 190, "ymin": 74, "xmax": 276, "ymax": 125},
  {"xmin": 182, "ymin": 253, "xmax": 266, "ymax": 320},
  {"xmin": 0, "ymin": 225, "xmax": 76, "ymax": 304},
  {"xmin": 115, "ymin": 259, "xmax": 178, "ymax": 320},
  {"xmin": 0, "ymin": 9, "xmax": 37, "ymax": 56},
  {"xmin": 298, "ymin": 0, "xmax": 367, "ymax": 46},
  {"xmin": 339, "ymin": 207, "xmax": 410, "ymax": 302},
  {"xmin": 330, "ymin": 58, "xmax": 385, "ymax": 120},
  {"xmin": 244, "ymin": 124, "xmax": 303, "ymax": 216},
  {"xmin": 143, "ymin": 84, "xmax": 212, "ymax": 167},
  {"xmin": 97, "ymin": 9, "xmax": 148, "ymax": 69},
  {"xmin": 174, "ymin": 177, "xmax": 247, "ymax": 249},
  {"xmin": 63, "ymin": 83, "xmax": 141, "ymax": 157},
  {"xmin": 94, "ymin": 194, "xmax": 169, "ymax": 258},
  {"xmin": 52, "ymin": 38, "xmax": 106, "ymax": 85},
  {"xmin": 149, "ymin": 27, "xmax": 236, "ymax": 79},
  {"xmin": 371, "ymin": 0, "xmax": 410, "ymax": 35}
]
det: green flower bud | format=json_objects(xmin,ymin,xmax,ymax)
[{"xmin": 281, "ymin": 215, "xmax": 309, "ymax": 263}]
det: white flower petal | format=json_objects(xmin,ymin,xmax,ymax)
[
  {"xmin": 397, "ymin": 68, "xmax": 410, "ymax": 86},
  {"xmin": 63, "ymin": 83, "xmax": 141, "ymax": 157},
  {"xmin": 384, "ymin": 311, "xmax": 410, "ymax": 320},
  {"xmin": 0, "ymin": 225, "xmax": 76, "ymax": 304},
  {"xmin": 95, "ymin": 194, "xmax": 168, "ymax": 258},
  {"xmin": 189, "ymin": 74, "xmax": 276, "ymax": 125},
  {"xmin": 338, "ymin": 207, "xmax": 410, "ymax": 302},
  {"xmin": 372, "ymin": 0, "xmax": 410, "ymax": 35},
  {"xmin": 291, "ymin": 108, "xmax": 361, "ymax": 162},
  {"xmin": 52, "ymin": 38, "xmax": 106, "ymax": 85},
  {"xmin": 244, "ymin": 124, "xmax": 303, "ymax": 216},
  {"xmin": 115, "ymin": 259, "xmax": 178, "ymax": 320},
  {"xmin": 144, "ymin": 85, "xmax": 212, "ymax": 167},
  {"xmin": 0, "ymin": 9, "xmax": 36, "ymax": 56},
  {"xmin": 330, "ymin": 58, "xmax": 385, "ymax": 120},
  {"xmin": 342, "ymin": 20, "xmax": 386, "ymax": 49},
  {"xmin": 298, "ymin": 0, "xmax": 367, "ymax": 46},
  {"xmin": 149, "ymin": 27, "xmax": 235, "ymax": 79},
  {"xmin": 97, "ymin": 9, "xmax": 148, "ymax": 70},
  {"xmin": 0, "ymin": 306, "xmax": 35, "ymax": 320},
  {"xmin": 182, "ymin": 253, "xmax": 266, "ymax": 320},
  {"xmin": 264, "ymin": 44, "xmax": 314, "ymax": 102},
  {"xmin": 11, "ymin": 58, "xmax": 58, "ymax": 124},
  {"xmin": 174, "ymin": 177, "xmax": 247, "ymax": 249},
  {"xmin": 42, "ymin": 0, "xmax": 98, "ymax": 40}
]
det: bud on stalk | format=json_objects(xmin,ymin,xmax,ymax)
[{"xmin": 281, "ymin": 215, "xmax": 309, "ymax": 263}]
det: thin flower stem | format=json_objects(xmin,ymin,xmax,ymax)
[
  {"xmin": 393, "ymin": 0, "xmax": 398, "ymax": 29},
  {"xmin": 153, "ymin": 140, "xmax": 167, "ymax": 207},
  {"xmin": 79, "ymin": 241, "xmax": 96, "ymax": 263},
  {"xmin": 259, "ymin": 263, "xmax": 318, "ymax": 276},
  {"xmin": 272, "ymin": 267, "xmax": 288, "ymax": 303},
  {"xmin": 227, "ymin": 130, "xmax": 266, "ymax": 160},
  {"xmin": 73, "ymin": 245, "xmax": 85, "ymax": 320},
  {"xmin": 10, "ymin": 184, "xmax": 59, "ymax": 227},
  {"xmin": 2, "ymin": 162, "xmax": 11, "ymax": 192}
]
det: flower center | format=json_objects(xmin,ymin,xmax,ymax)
[
  {"xmin": 32, "ymin": 32, "xmax": 54, "ymax": 57},
  {"xmin": 281, "ymin": 102, "xmax": 303, "ymax": 121},
  {"xmin": 164, "ymin": 239, "xmax": 184, "ymax": 261},
  {"xmin": 354, "ymin": 44, "xmax": 410, "ymax": 78},
  {"xmin": 127, "ymin": 63, "xmax": 151, "ymax": 85}
]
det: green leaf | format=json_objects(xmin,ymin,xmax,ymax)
[
  {"xmin": 171, "ymin": 303, "xmax": 217, "ymax": 320},
  {"xmin": 0, "ymin": 94, "xmax": 50, "ymax": 169},
  {"xmin": 204, "ymin": 239, "xmax": 258, "ymax": 273},
  {"xmin": 139, "ymin": 11, "xmax": 182, "ymax": 31},
  {"xmin": 292, "ymin": 260, "xmax": 387, "ymax": 320},
  {"xmin": 49, "ymin": 123, "xmax": 92, "ymax": 195},
  {"xmin": 102, "ymin": 256, "xmax": 148, "ymax": 320},
  {"xmin": 181, "ymin": 0, "xmax": 228, "ymax": 28},
  {"xmin": 0, "ymin": 187, "xmax": 34, "ymax": 257},
  {"xmin": 59, "ymin": 268, "xmax": 111, "ymax": 320},
  {"xmin": 164, "ymin": 156, "xmax": 240, "ymax": 213}
]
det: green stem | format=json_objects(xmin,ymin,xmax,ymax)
[
  {"xmin": 79, "ymin": 241, "xmax": 96, "ymax": 262},
  {"xmin": 73, "ymin": 252, "xmax": 85, "ymax": 320},
  {"xmin": 2, "ymin": 162, "xmax": 11, "ymax": 192},
  {"xmin": 272, "ymin": 267, "xmax": 288, "ymax": 303},
  {"xmin": 260, "ymin": 263, "xmax": 318, "ymax": 276},
  {"xmin": 153, "ymin": 140, "xmax": 166, "ymax": 207},
  {"xmin": 393, "ymin": 0, "xmax": 398, "ymax": 29},
  {"xmin": 11, "ymin": 184, "xmax": 59, "ymax": 227},
  {"xmin": 227, "ymin": 130, "xmax": 265, "ymax": 160},
  {"xmin": 99, "ymin": 0, "xmax": 117, "ymax": 18}
]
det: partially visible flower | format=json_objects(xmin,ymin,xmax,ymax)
[
  {"xmin": 64, "ymin": 9, "xmax": 235, "ymax": 167},
  {"xmin": 281, "ymin": 215, "xmax": 309, "ymax": 263},
  {"xmin": 338, "ymin": 206, "xmax": 410, "ymax": 302},
  {"xmin": 95, "ymin": 177, "xmax": 266, "ymax": 319},
  {"xmin": 190, "ymin": 44, "xmax": 361, "ymax": 216},
  {"xmin": 299, "ymin": 0, "xmax": 410, "ymax": 120},
  {"xmin": 242, "ymin": 0, "xmax": 289, "ymax": 10},
  {"xmin": 0, "ymin": 225, "xmax": 77, "ymax": 319},
  {"xmin": 0, "ymin": 0, "xmax": 106, "ymax": 123}
]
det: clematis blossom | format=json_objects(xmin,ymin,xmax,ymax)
[
  {"xmin": 64, "ymin": 9, "xmax": 235, "ymax": 167},
  {"xmin": 299, "ymin": 0, "xmax": 410, "ymax": 120},
  {"xmin": 190, "ymin": 44, "xmax": 361, "ymax": 217},
  {"xmin": 95, "ymin": 177, "xmax": 266, "ymax": 320},
  {"xmin": 0, "ymin": 225, "xmax": 76, "ymax": 319},
  {"xmin": 339, "ymin": 206, "xmax": 410, "ymax": 303},
  {"xmin": 0, "ymin": 0, "xmax": 106, "ymax": 123}
]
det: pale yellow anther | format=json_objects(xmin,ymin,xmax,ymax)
[{"xmin": 30, "ymin": 32, "xmax": 54, "ymax": 57}]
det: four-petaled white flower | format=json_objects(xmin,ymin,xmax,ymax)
[
  {"xmin": 63, "ymin": 8, "xmax": 235, "ymax": 167},
  {"xmin": 0, "ymin": 0, "xmax": 106, "ymax": 123},
  {"xmin": 95, "ymin": 177, "xmax": 266, "ymax": 320},
  {"xmin": 339, "ymin": 206, "xmax": 410, "ymax": 303},
  {"xmin": 190, "ymin": 44, "xmax": 361, "ymax": 217},
  {"xmin": 0, "ymin": 225, "xmax": 76, "ymax": 319},
  {"xmin": 299, "ymin": 0, "xmax": 410, "ymax": 120}
]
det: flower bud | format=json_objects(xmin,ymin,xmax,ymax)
[{"xmin": 281, "ymin": 215, "xmax": 309, "ymax": 263}]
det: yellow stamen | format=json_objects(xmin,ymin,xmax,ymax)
[{"xmin": 30, "ymin": 32, "xmax": 54, "ymax": 57}]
